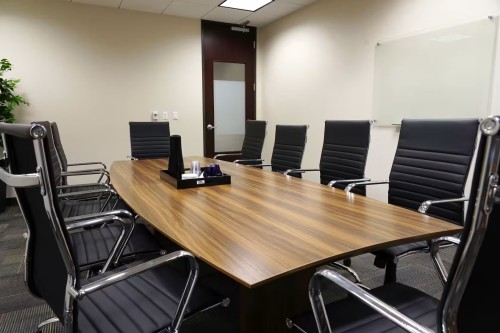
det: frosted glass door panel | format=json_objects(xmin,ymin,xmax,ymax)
[
  {"xmin": 373, "ymin": 17, "xmax": 497, "ymax": 125},
  {"xmin": 214, "ymin": 62, "xmax": 246, "ymax": 152}
]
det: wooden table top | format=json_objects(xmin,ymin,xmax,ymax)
[{"xmin": 110, "ymin": 157, "xmax": 462, "ymax": 288}]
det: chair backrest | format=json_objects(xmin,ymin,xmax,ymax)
[
  {"xmin": 240, "ymin": 120, "xmax": 267, "ymax": 160},
  {"xmin": 50, "ymin": 122, "xmax": 67, "ymax": 185},
  {"xmin": 319, "ymin": 120, "xmax": 371, "ymax": 195},
  {"xmin": 389, "ymin": 119, "xmax": 479, "ymax": 224},
  {"xmin": 129, "ymin": 121, "xmax": 170, "ymax": 159},
  {"xmin": 0, "ymin": 121, "xmax": 79, "ymax": 328},
  {"xmin": 271, "ymin": 125, "xmax": 308, "ymax": 177},
  {"xmin": 437, "ymin": 116, "xmax": 498, "ymax": 332}
]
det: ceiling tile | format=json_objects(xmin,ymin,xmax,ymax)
[
  {"xmin": 202, "ymin": 7, "xmax": 252, "ymax": 24},
  {"xmin": 281, "ymin": 0, "xmax": 318, "ymax": 5},
  {"xmin": 71, "ymin": 0, "xmax": 121, "ymax": 8},
  {"xmin": 260, "ymin": 0, "xmax": 302, "ymax": 18},
  {"xmin": 64, "ymin": 0, "xmax": 319, "ymax": 27},
  {"xmin": 163, "ymin": 0, "xmax": 214, "ymax": 18},
  {"xmin": 240, "ymin": 14, "xmax": 278, "ymax": 27},
  {"xmin": 120, "ymin": 0, "xmax": 173, "ymax": 14},
  {"xmin": 180, "ymin": 0, "xmax": 222, "ymax": 5}
]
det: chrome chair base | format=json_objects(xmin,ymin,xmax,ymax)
[{"xmin": 36, "ymin": 316, "xmax": 59, "ymax": 332}]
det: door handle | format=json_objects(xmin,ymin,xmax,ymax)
[{"xmin": 207, "ymin": 124, "xmax": 216, "ymax": 131}]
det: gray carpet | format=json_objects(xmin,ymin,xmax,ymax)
[{"xmin": 0, "ymin": 203, "xmax": 454, "ymax": 333}]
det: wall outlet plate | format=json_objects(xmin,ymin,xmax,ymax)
[{"xmin": 152, "ymin": 111, "xmax": 159, "ymax": 121}]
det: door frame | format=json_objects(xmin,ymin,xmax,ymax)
[{"xmin": 201, "ymin": 20, "xmax": 257, "ymax": 158}]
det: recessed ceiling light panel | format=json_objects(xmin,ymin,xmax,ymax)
[{"xmin": 219, "ymin": 0, "xmax": 273, "ymax": 12}]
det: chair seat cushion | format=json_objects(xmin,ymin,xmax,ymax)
[
  {"xmin": 70, "ymin": 224, "xmax": 161, "ymax": 269},
  {"xmin": 371, "ymin": 241, "xmax": 429, "ymax": 268},
  {"xmin": 78, "ymin": 261, "xmax": 223, "ymax": 333},
  {"xmin": 290, "ymin": 282, "xmax": 438, "ymax": 333},
  {"xmin": 60, "ymin": 198, "xmax": 114, "ymax": 217}
]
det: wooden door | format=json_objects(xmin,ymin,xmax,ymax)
[{"xmin": 202, "ymin": 20, "xmax": 256, "ymax": 158}]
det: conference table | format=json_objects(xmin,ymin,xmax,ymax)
[{"xmin": 110, "ymin": 157, "xmax": 462, "ymax": 332}]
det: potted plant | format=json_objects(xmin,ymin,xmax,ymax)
[{"xmin": 0, "ymin": 58, "xmax": 29, "ymax": 212}]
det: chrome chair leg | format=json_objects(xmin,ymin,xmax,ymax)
[{"xmin": 36, "ymin": 317, "xmax": 59, "ymax": 332}]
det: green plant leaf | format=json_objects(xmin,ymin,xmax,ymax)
[{"xmin": 0, "ymin": 58, "xmax": 29, "ymax": 125}]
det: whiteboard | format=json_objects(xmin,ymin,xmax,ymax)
[{"xmin": 373, "ymin": 17, "xmax": 498, "ymax": 125}]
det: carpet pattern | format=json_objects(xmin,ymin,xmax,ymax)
[{"xmin": 0, "ymin": 203, "xmax": 454, "ymax": 332}]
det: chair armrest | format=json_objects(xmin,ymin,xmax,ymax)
[
  {"xmin": 309, "ymin": 268, "xmax": 434, "ymax": 333},
  {"xmin": 66, "ymin": 209, "xmax": 137, "ymax": 272},
  {"xmin": 58, "ymin": 187, "xmax": 118, "ymax": 212},
  {"xmin": 328, "ymin": 178, "xmax": 370, "ymax": 187},
  {"xmin": 284, "ymin": 168, "xmax": 320, "ymax": 176},
  {"xmin": 70, "ymin": 250, "xmax": 199, "ymax": 332},
  {"xmin": 234, "ymin": 158, "xmax": 264, "ymax": 164},
  {"xmin": 57, "ymin": 187, "xmax": 116, "ymax": 200},
  {"xmin": 66, "ymin": 213, "xmax": 132, "ymax": 273},
  {"xmin": 64, "ymin": 208, "xmax": 135, "ymax": 224},
  {"xmin": 58, "ymin": 183, "xmax": 110, "ymax": 190},
  {"xmin": 65, "ymin": 215, "xmax": 123, "ymax": 231},
  {"xmin": 430, "ymin": 236, "xmax": 460, "ymax": 286},
  {"xmin": 67, "ymin": 161, "xmax": 107, "ymax": 169},
  {"xmin": 418, "ymin": 197, "xmax": 469, "ymax": 214},
  {"xmin": 250, "ymin": 164, "xmax": 271, "ymax": 168},
  {"xmin": 62, "ymin": 168, "xmax": 110, "ymax": 184},
  {"xmin": 214, "ymin": 153, "xmax": 242, "ymax": 159},
  {"xmin": 345, "ymin": 180, "xmax": 389, "ymax": 193},
  {"xmin": 62, "ymin": 168, "xmax": 107, "ymax": 175}
]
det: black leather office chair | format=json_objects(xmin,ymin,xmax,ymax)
[
  {"xmin": 238, "ymin": 125, "xmax": 308, "ymax": 178},
  {"xmin": 51, "ymin": 122, "xmax": 109, "ymax": 188},
  {"xmin": 129, "ymin": 121, "xmax": 170, "ymax": 160},
  {"xmin": 0, "ymin": 121, "xmax": 229, "ymax": 333},
  {"xmin": 3, "ymin": 121, "xmax": 162, "ymax": 273},
  {"xmin": 214, "ymin": 119, "xmax": 267, "ymax": 165},
  {"xmin": 286, "ymin": 116, "xmax": 497, "ymax": 333},
  {"xmin": 46, "ymin": 123, "xmax": 123, "ymax": 218},
  {"xmin": 345, "ymin": 118, "xmax": 479, "ymax": 284},
  {"xmin": 285, "ymin": 120, "xmax": 371, "ymax": 195}
]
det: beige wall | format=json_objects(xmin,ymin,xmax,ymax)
[
  {"xmin": 257, "ymin": 0, "xmax": 500, "ymax": 201},
  {"xmin": 2, "ymin": 0, "xmax": 499, "ymax": 202},
  {"xmin": 0, "ymin": 0, "xmax": 203, "ymax": 196}
]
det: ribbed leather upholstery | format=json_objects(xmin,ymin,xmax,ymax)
[
  {"xmin": 241, "ymin": 120, "xmax": 267, "ymax": 160},
  {"xmin": 372, "ymin": 118, "xmax": 479, "ymax": 283},
  {"xmin": 50, "ymin": 122, "xmax": 112, "ymax": 202},
  {"xmin": 291, "ymin": 283, "xmax": 439, "ymax": 333},
  {"xmin": 388, "ymin": 119, "xmax": 478, "ymax": 224},
  {"xmin": 1, "ymin": 121, "xmax": 225, "ymax": 332},
  {"xmin": 320, "ymin": 120, "xmax": 371, "ymax": 195},
  {"xmin": 45, "ymin": 122, "xmax": 123, "ymax": 217},
  {"xmin": 47, "ymin": 124, "xmax": 64, "ymax": 187},
  {"xmin": 50, "ymin": 122, "xmax": 68, "ymax": 185},
  {"xmin": 78, "ymin": 262, "xmax": 222, "ymax": 333},
  {"xmin": 129, "ymin": 121, "xmax": 170, "ymax": 159},
  {"xmin": 71, "ymin": 223, "xmax": 161, "ymax": 270},
  {"xmin": 288, "ymin": 125, "xmax": 494, "ymax": 332},
  {"xmin": 271, "ymin": 125, "xmax": 308, "ymax": 177},
  {"xmin": 59, "ymin": 198, "xmax": 112, "ymax": 217},
  {"xmin": 237, "ymin": 120, "xmax": 267, "ymax": 165},
  {"xmin": 4, "ymin": 121, "xmax": 81, "ymax": 322}
]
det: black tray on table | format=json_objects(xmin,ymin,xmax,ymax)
[{"xmin": 159, "ymin": 169, "xmax": 231, "ymax": 189}]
